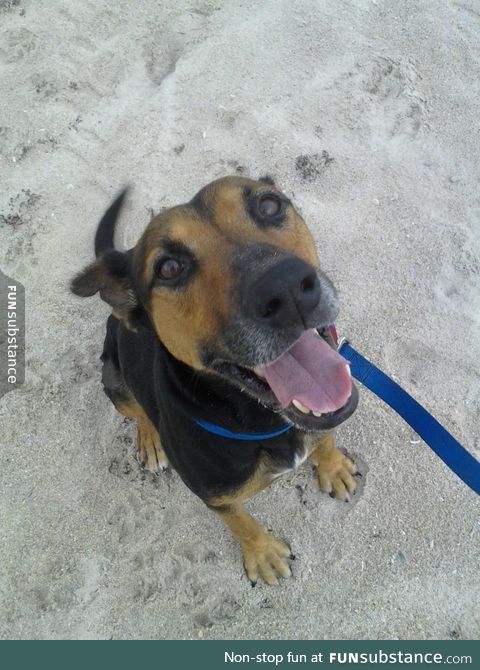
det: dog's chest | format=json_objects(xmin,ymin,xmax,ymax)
[{"xmin": 268, "ymin": 434, "xmax": 317, "ymax": 479}]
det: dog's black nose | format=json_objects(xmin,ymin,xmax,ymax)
[{"xmin": 243, "ymin": 257, "xmax": 321, "ymax": 328}]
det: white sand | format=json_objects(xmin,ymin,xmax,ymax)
[{"xmin": 1, "ymin": 0, "xmax": 479, "ymax": 639}]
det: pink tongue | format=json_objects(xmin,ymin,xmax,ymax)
[{"xmin": 259, "ymin": 330, "xmax": 352, "ymax": 413}]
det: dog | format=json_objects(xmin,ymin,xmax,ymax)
[{"xmin": 71, "ymin": 176, "xmax": 359, "ymax": 585}]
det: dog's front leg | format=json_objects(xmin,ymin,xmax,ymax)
[
  {"xmin": 209, "ymin": 502, "xmax": 292, "ymax": 586},
  {"xmin": 310, "ymin": 431, "xmax": 357, "ymax": 501},
  {"xmin": 116, "ymin": 399, "xmax": 168, "ymax": 473}
]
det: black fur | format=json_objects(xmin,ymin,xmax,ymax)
[{"xmin": 94, "ymin": 188, "xmax": 128, "ymax": 257}]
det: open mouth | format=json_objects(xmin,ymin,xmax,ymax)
[{"xmin": 213, "ymin": 327, "xmax": 358, "ymax": 431}]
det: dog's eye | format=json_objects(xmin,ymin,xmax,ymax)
[
  {"xmin": 156, "ymin": 258, "xmax": 184, "ymax": 280},
  {"xmin": 257, "ymin": 195, "xmax": 281, "ymax": 217}
]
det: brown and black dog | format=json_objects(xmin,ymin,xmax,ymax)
[{"xmin": 71, "ymin": 176, "xmax": 359, "ymax": 585}]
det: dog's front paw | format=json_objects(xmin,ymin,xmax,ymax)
[
  {"xmin": 315, "ymin": 449, "xmax": 357, "ymax": 502},
  {"xmin": 136, "ymin": 425, "xmax": 168, "ymax": 473},
  {"xmin": 241, "ymin": 534, "xmax": 293, "ymax": 586}
]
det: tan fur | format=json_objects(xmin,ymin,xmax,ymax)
[
  {"xmin": 212, "ymin": 503, "xmax": 292, "ymax": 586},
  {"xmin": 310, "ymin": 432, "xmax": 357, "ymax": 501},
  {"xmin": 116, "ymin": 400, "xmax": 168, "ymax": 473},
  {"xmin": 141, "ymin": 213, "xmax": 234, "ymax": 367},
  {"xmin": 207, "ymin": 452, "xmax": 293, "ymax": 585}
]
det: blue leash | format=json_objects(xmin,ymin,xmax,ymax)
[{"xmin": 339, "ymin": 340, "xmax": 480, "ymax": 496}]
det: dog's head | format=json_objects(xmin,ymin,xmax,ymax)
[{"xmin": 72, "ymin": 176, "xmax": 357, "ymax": 430}]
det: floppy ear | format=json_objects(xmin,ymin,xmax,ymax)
[{"xmin": 71, "ymin": 249, "xmax": 138, "ymax": 327}]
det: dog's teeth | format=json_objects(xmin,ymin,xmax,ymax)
[
  {"xmin": 312, "ymin": 411, "xmax": 323, "ymax": 417},
  {"xmin": 292, "ymin": 399, "xmax": 311, "ymax": 414}
]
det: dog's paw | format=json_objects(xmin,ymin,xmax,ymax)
[
  {"xmin": 241, "ymin": 534, "xmax": 293, "ymax": 586},
  {"xmin": 136, "ymin": 427, "xmax": 168, "ymax": 473},
  {"xmin": 316, "ymin": 450, "xmax": 357, "ymax": 502}
]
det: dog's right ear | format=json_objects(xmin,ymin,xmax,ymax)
[{"xmin": 71, "ymin": 249, "xmax": 138, "ymax": 326}]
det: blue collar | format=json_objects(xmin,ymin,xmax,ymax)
[{"xmin": 192, "ymin": 417, "xmax": 294, "ymax": 441}]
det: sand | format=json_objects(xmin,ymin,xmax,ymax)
[{"xmin": 0, "ymin": 0, "xmax": 479, "ymax": 640}]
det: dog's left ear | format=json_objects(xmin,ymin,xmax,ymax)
[{"xmin": 71, "ymin": 249, "xmax": 138, "ymax": 326}]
